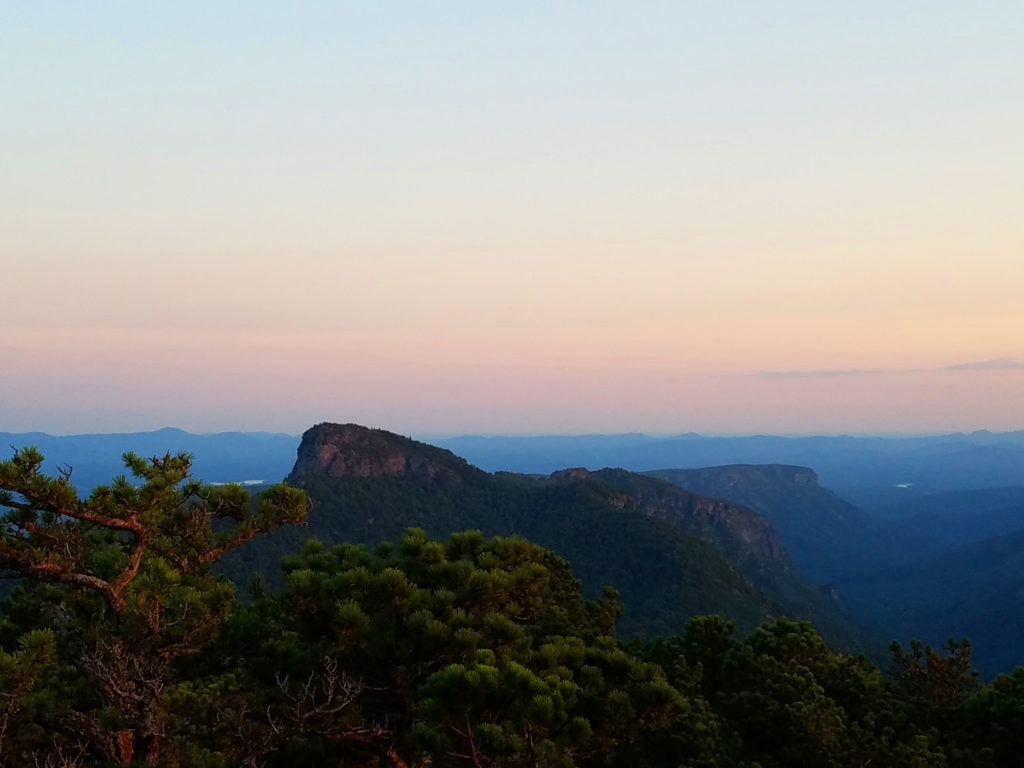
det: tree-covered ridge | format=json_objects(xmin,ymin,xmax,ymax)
[
  {"xmin": 645, "ymin": 464, "xmax": 915, "ymax": 582},
  {"xmin": 261, "ymin": 469, "xmax": 777, "ymax": 639},
  {"xmin": 3, "ymin": 449, "xmax": 1024, "ymax": 767},
  {"xmin": 224, "ymin": 422, "xmax": 869, "ymax": 648}
]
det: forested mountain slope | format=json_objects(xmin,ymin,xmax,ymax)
[
  {"xmin": 867, "ymin": 486, "xmax": 1024, "ymax": 521},
  {"xmin": 437, "ymin": 430, "xmax": 1024, "ymax": 490},
  {"xmin": 869, "ymin": 486, "xmax": 1024, "ymax": 553},
  {"xmin": 645, "ymin": 464, "xmax": 930, "ymax": 582},
  {"xmin": 838, "ymin": 527, "xmax": 1024, "ymax": 678},
  {"xmin": 643, "ymin": 465, "xmax": 1024, "ymax": 676},
  {"xmin": 11, "ymin": 427, "xmax": 1024, "ymax": 499},
  {"xmin": 7, "ymin": 430, "xmax": 1024, "ymax": 767},
  {"xmin": 221, "ymin": 423, "xmax": 868, "ymax": 646}
]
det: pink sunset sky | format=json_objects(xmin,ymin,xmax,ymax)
[{"xmin": 3, "ymin": 3, "xmax": 1023, "ymax": 436}]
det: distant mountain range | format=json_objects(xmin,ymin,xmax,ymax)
[
  {"xmin": 435, "ymin": 430, "xmax": 1024, "ymax": 494},
  {"xmin": 8, "ymin": 426, "xmax": 1024, "ymax": 496},
  {"xmin": 7, "ymin": 424, "xmax": 1024, "ymax": 675},
  {"xmin": 0, "ymin": 427, "xmax": 299, "ymax": 493}
]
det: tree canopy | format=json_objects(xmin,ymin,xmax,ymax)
[
  {"xmin": 1, "ymin": 447, "xmax": 1023, "ymax": 767},
  {"xmin": 0, "ymin": 447, "xmax": 306, "ymax": 765}
]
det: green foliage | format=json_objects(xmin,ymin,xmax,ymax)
[
  {"xmin": 1, "ymin": 448, "xmax": 1022, "ymax": 767},
  {"xmin": 213, "ymin": 529, "xmax": 684, "ymax": 767},
  {"xmin": 890, "ymin": 637, "xmax": 980, "ymax": 718},
  {"xmin": 954, "ymin": 666, "xmax": 1024, "ymax": 766},
  {"xmin": 0, "ymin": 629, "xmax": 55, "ymax": 766},
  {"xmin": 221, "ymin": 467, "xmax": 777, "ymax": 640},
  {"xmin": 0, "ymin": 447, "xmax": 307, "ymax": 766},
  {"xmin": 633, "ymin": 617, "xmax": 970, "ymax": 768}
]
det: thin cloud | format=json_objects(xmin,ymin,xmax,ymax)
[
  {"xmin": 757, "ymin": 358, "xmax": 1024, "ymax": 379},
  {"xmin": 945, "ymin": 357, "xmax": 1024, "ymax": 371},
  {"xmin": 759, "ymin": 369, "xmax": 881, "ymax": 379}
]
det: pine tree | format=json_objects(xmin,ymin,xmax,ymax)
[{"xmin": 0, "ymin": 447, "xmax": 307, "ymax": 765}]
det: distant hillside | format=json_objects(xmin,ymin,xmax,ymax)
[
  {"xmin": 860, "ymin": 486, "xmax": 1024, "ymax": 554},
  {"xmin": 644, "ymin": 464, "xmax": 934, "ymax": 582},
  {"xmin": 221, "ymin": 423, "xmax": 869, "ymax": 648},
  {"xmin": 642, "ymin": 464, "xmax": 1024, "ymax": 673},
  {"xmin": 14, "ymin": 424, "xmax": 1024, "ymax": 669},
  {"xmin": 866, "ymin": 485, "xmax": 1024, "ymax": 521},
  {"xmin": 838, "ymin": 527, "xmax": 1024, "ymax": 678},
  {"xmin": 0, "ymin": 428, "xmax": 299, "ymax": 491},
  {"xmin": 13, "ymin": 427, "xmax": 1024, "ymax": 496},
  {"xmin": 436, "ymin": 430, "xmax": 1024, "ymax": 491},
  {"xmin": 555, "ymin": 467, "xmax": 874, "ymax": 648}
]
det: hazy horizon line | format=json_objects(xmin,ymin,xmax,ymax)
[{"xmin": 4, "ymin": 424, "xmax": 1022, "ymax": 441}]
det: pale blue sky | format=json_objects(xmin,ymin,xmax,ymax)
[{"xmin": 3, "ymin": 3, "xmax": 1023, "ymax": 434}]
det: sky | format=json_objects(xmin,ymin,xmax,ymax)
[{"xmin": 3, "ymin": 2, "xmax": 1023, "ymax": 435}]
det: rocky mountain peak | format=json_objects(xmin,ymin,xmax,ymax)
[{"xmin": 287, "ymin": 423, "xmax": 473, "ymax": 484}]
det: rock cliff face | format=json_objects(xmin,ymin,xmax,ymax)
[
  {"xmin": 650, "ymin": 491, "xmax": 788, "ymax": 565},
  {"xmin": 558, "ymin": 468, "xmax": 874, "ymax": 649},
  {"xmin": 288, "ymin": 423, "xmax": 474, "ymax": 485},
  {"xmin": 645, "ymin": 464, "xmax": 904, "ymax": 583},
  {"xmin": 552, "ymin": 467, "xmax": 788, "ymax": 572}
]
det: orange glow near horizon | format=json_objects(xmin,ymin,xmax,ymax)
[{"xmin": 3, "ymin": 4, "xmax": 1023, "ymax": 435}]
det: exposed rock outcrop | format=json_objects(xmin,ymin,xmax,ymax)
[
  {"xmin": 645, "ymin": 463, "xmax": 904, "ymax": 583},
  {"xmin": 288, "ymin": 423, "xmax": 474, "ymax": 485},
  {"xmin": 555, "ymin": 468, "xmax": 788, "ymax": 573}
]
